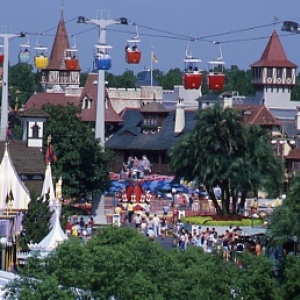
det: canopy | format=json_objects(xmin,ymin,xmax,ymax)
[
  {"xmin": 28, "ymin": 208, "xmax": 67, "ymax": 254},
  {"xmin": 41, "ymin": 164, "xmax": 61, "ymax": 226},
  {"xmin": 0, "ymin": 146, "xmax": 30, "ymax": 210}
]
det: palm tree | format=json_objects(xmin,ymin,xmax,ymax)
[{"xmin": 169, "ymin": 103, "xmax": 283, "ymax": 215}]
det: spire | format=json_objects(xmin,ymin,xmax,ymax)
[
  {"xmin": 44, "ymin": 12, "xmax": 70, "ymax": 70},
  {"xmin": 251, "ymin": 29, "xmax": 297, "ymax": 68},
  {"xmin": 61, "ymin": 0, "xmax": 64, "ymax": 20}
]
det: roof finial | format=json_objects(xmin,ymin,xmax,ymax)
[
  {"xmin": 273, "ymin": 16, "xmax": 279, "ymax": 29},
  {"xmin": 61, "ymin": 0, "xmax": 64, "ymax": 19}
]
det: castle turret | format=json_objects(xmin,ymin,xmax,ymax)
[{"xmin": 250, "ymin": 30, "xmax": 297, "ymax": 108}]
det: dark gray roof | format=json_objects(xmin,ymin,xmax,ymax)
[
  {"xmin": 269, "ymin": 108, "xmax": 296, "ymax": 120},
  {"xmin": 106, "ymin": 109, "xmax": 196, "ymax": 151},
  {"xmin": 135, "ymin": 70, "xmax": 158, "ymax": 88},
  {"xmin": 197, "ymin": 92, "xmax": 221, "ymax": 101}
]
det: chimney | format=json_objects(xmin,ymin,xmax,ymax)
[
  {"xmin": 296, "ymin": 106, "xmax": 300, "ymax": 131},
  {"xmin": 174, "ymin": 98, "xmax": 185, "ymax": 133},
  {"xmin": 222, "ymin": 92, "xmax": 232, "ymax": 108}
]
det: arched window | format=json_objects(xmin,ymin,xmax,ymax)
[{"xmin": 32, "ymin": 122, "xmax": 40, "ymax": 138}]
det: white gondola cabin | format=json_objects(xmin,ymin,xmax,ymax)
[
  {"xmin": 19, "ymin": 43, "xmax": 30, "ymax": 64},
  {"xmin": 34, "ymin": 46, "xmax": 48, "ymax": 69},
  {"xmin": 94, "ymin": 44, "xmax": 112, "ymax": 71},
  {"xmin": 64, "ymin": 48, "xmax": 79, "ymax": 71}
]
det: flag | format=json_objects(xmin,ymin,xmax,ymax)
[
  {"xmin": 45, "ymin": 144, "xmax": 57, "ymax": 165},
  {"xmin": 151, "ymin": 50, "xmax": 158, "ymax": 63}
]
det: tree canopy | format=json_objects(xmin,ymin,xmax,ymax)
[
  {"xmin": 169, "ymin": 103, "xmax": 283, "ymax": 215},
  {"xmin": 6, "ymin": 226, "xmax": 282, "ymax": 300},
  {"xmin": 42, "ymin": 103, "xmax": 113, "ymax": 198}
]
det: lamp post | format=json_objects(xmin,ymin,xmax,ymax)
[
  {"xmin": 77, "ymin": 13, "xmax": 128, "ymax": 148},
  {"xmin": 0, "ymin": 236, "xmax": 7, "ymax": 271},
  {"xmin": 171, "ymin": 188, "xmax": 177, "ymax": 207}
]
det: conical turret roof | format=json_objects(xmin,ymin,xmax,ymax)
[
  {"xmin": 28, "ymin": 207, "xmax": 68, "ymax": 254},
  {"xmin": 251, "ymin": 29, "xmax": 297, "ymax": 68},
  {"xmin": 44, "ymin": 16, "xmax": 80, "ymax": 71}
]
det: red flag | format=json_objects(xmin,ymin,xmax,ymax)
[{"xmin": 45, "ymin": 144, "xmax": 57, "ymax": 165}]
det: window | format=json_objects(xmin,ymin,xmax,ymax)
[
  {"xmin": 32, "ymin": 123, "xmax": 40, "ymax": 138},
  {"xmin": 286, "ymin": 68, "xmax": 292, "ymax": 78},
  {"xmin": 293, "ymin": 162, "xmax": 300, "ymax": 171},
  {"xmin": 276, "ymin": 68, "xmax": 283, "ymax": 78},
  {"xmin": 267, "ymin": 68, "xmax": 273, "ymax": 78}
]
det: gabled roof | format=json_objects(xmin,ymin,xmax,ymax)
[
  {"xmin": 24, "ymin": 93, "xmax": 79, "ymax": 109},
  {"xmin": 286, "ymin": 148, "xmax": 300, "ymax": 160},
  {"xmin": 19, "ymin": 106, "xmax": 50, "ymax": 118},
  {"xmin": 0, "ymin": 142, "xmax": 45, "ymax": 175},
  {"xmin": 44, "ymin": 17, "xmax": 80, "ymax": 71},
  {"xmin": 0, "ymin": 145, "xmax": 31, "ymax": 210},
  {"xmin": 79, "ymin": 73, "xmax": 123, "ymax": 123},
  {"xmin": 141, "ymin": 101, "xmax": 168, "ymax": 113},
  {"xmin": 234, "ymin": 105, "xmax": 281, "ymax": 127},
  {"xmin": 251, "ymin": 30, "xmax": 297, "ymax": 68},
  {"xmin": 106, "ymin": 108, "xmax": 196, "ymax": 151}
]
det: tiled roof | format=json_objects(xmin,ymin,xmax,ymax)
[
  {"xmin": 24, "ymin": 93, "xmax": 79, "ymax": 110},
  {"xmin": 251, "ymin": 30, "xmax": 297, "ymax": 68},
  {"xmin": 79, "ymin": 73, "xmax": 123, "ymax": 123},
  {"xmin": 234, "ymin": 105, "xmax": 280, "ymax": 127},
  {"xmin": 286, "ymin": 148, "xmax": 300, "ymax": 160},
  {"xmin": 44, "ymin": 17, "xmax": 80, "ymax": 71},
  {"xmin": 106, "ymin": 108, "xmax": 196, "ymax": 151},
  {"xmin": 141, "ymin": 101, "xmax": 168, "ymax": 113},
  {"xmin": 19, "ymin": 107, "xmax": 50, "ymax": 118},
  {"xmin": 0, "ymin": 142, "xmax": 45, "ymax": 175}
]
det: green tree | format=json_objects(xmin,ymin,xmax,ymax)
[
  {"xmin": 169, "ymin": 103, "xmax": 283, "ymax": 215},
  {"xmin": 7, "ymin": 63, "xmax": 36, "ymax": 108},
  {"xmin": 19, "ymin": 189, "xmax": 52, "ymax": 252},
  {"xmin": 8, "ymin": 227, "xmax": 281, "ymax": 300},
  {"xmin": 42, "ymin": 103, "xmax": 113, "ymax": 198}
]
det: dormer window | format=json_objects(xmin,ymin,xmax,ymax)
[
  {"xmin": 82, "ymin": 97, "xmax": 91, "ymax": 109},
  {"xmin": 31, "ymin": 122, "xmax": 40, "ymax": 138}
]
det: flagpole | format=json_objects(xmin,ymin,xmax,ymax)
[{"xmin": 150, "ymin": 47, "xmax": 153, "ymax": 86}]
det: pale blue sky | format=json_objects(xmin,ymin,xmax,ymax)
[{"xmin": 1, "ymin": 0, "xmax": 300, "ymax": 75}]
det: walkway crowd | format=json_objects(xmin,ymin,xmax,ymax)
[{"xmin": 65, "ymin": 216, "xmax": 96, "ymax": 243}]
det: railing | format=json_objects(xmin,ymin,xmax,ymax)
[{"xmin": 109, "ymin": 162, "xmax": 173, "ymax": 175}]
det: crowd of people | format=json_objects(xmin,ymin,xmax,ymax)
[
  {"xmin": 65, "ymin": 216, "xmax": 95, "ymax": 243},
  {"xmin": 121, "ymin": 155, "xmax": 151, "ymax": 181}
]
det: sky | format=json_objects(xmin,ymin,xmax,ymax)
[{"xmin": 1, "ymin": 0, "xmax": 300, "ymax": 75}]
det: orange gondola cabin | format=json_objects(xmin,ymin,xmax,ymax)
[
  {"xmin": 64, "ymin": 48, "xmax": 79, "ymax": 71},
  {"xmin": 125, "ymin": 25, "xmax": 142, "ymax": 64}
]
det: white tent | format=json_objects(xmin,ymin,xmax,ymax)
[
  {"xmin": 41, "ymin": 164, "xmax": 61, "ymax": 227},
  {"xmin": 0, "ymin": 145, "xmax": 30, "ymax": 210},
  {"xmin": 28, "ymin": 207, "xmax": 67, "ymax": 254}
]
